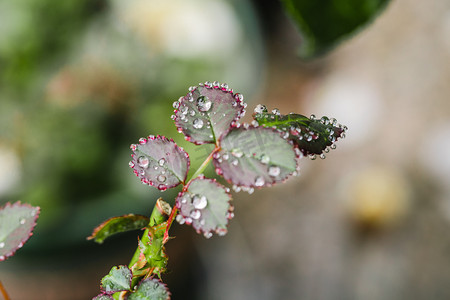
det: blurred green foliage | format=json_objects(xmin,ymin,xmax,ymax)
[
  {"xmin": 0, "ymin": 0, "xmax": 263, "ymax": 254},
  {"xmin": 281, "ymin": 0, "xmax": 390, "ymax": 58}
]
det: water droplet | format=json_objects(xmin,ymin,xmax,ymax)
[
  {"xmin": 129, "ymin": 161, "xmax": 135, "ymax": 168},
  {"xmin": 190, "ymin": 110, "xmax": 195, "ymax": 116},
  {"xmin": 176, "ymin": 215, "xmax": 185, "ymax": 225},
  {"xmin": 283, "ymin": 132, "xmax": 290, "ymax": 139},
  {"xmin": 254, "ymin": 104, "xmax": 267, "ymax": 114},
  {"xmin": 231, "ymin": 159, "xmax": 239, "ymax": 166},
  {"xmin": 204, "ymin": 232, "xmax": 213, "ymax": 239},
  {"xmin": 216, "ymin": 228, "xmax": 228, "ymax": 236},
  {"xmin": 190, "ymin": 209, "xmax": 201, "ymax": 220},
  {"xmin": 181, "ymin": 106, "xmax": 188, "ymax": 114},
  {"xmin": 268, "ymin": 166, "xmax": 281, "ymax": 177},
  {"xmin": 222, "ymin": 153, "xmax": 229, "ymax": 160},
  {"xmin": 254, "ymin": 176, "xmax": 265, "ymax": 187},
  {"xmin": 251, "ymin": 120, "xmax": 259, "ymax": 126},
  {"xmin": 0, "ymin": 242, "xmax": 5, "ymax": 248},
  {"xmin": 139, "ymin": 138, "xmax": 147, "ymax": 144},
  {"xmin": 197, "ymin": 96, "xmax": 212, "ymax": 112},
  {"xmin": 213, "ymin": 81, "xmax": 220, "ymax": 87},
  {"xmin": 260, "ymin": 155, "xmax": 270, "ymax": 164},
  {"xmin": 235, "ymin": 93, "xmax": 244, "ymax": 101},
  {"xmin": 193, "ymin": 195, "xmax": 208, "ymax": 209},
  {"xmin": 173, "ymin": 101, "xmax": 180, "ymax": 109},
  {"xmin": 130, "ymin": 144, "xmax": 137, "ymax": 151},
  {"xmin": 20, "ymin": 218, "xmax": 26, "ymax": 225},
  {"xmin": 320, "ymin": 153, "xmax": 326, "ymax": 159},
  {"xmin": 309, "ymin": 154, "xmax": 317, "ymax": 160},
  {"xmin": 247, "ymin": 187, "xmax": 254, "ymax": 194},
  {"xmin": 189, "ymin": 86, "xmax": 196, "ymax": 92},
  {"xmin": 193, "ymin": 118, "xmax": 204, "ymax": 129},
  {"xmin": 221, "ymin": 83, "xmax": 228, "ymax": 89},
  {"xmin": 158, "ymin": 158, "xmax": 166, "ymax": 166},
  {"xmin": 138, "ymin": 156, "xmax": 150, "ymax": 168},
  {"xmin": 231, "ymin": 149, "xmax": 243, "ymax": 158},
  {"xmin": 272, "ymin": 108, "xmax": 280, "ymax": 115},
  {"xmin": 157, "ymin": 175, "xmax": 166, "ymax": 182},
  {"xmin": 331, "ymin": 144, "xmax": 337, "ymax": 150},
  {"xmin": 158, "ymin": 184, "xmax": 167, "ymax": 191},
  {"xmin": 310, "ymin": 114, "xmax": 316, "ymax": 120},
  {"xmin": 232, "ymin": 185, "xmax": 241, "ymax": 192}
]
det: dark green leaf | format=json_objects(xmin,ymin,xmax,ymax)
[
  {"xmin": 127, "ymin": 278, "xmax": 170, "ymax": 300},
  {"xmin": 176, "ymin": 177, "xmax": 232, "ymax": 238},
  {"xmin": 130, "ymin": 135, "xmax": 190, "ymax": 191},
  {"xmin": 88, "ymin": 214, "xmax": 149, "ymax": 244},
  {"xmin": 214, "ymin": 127, "xmax": 298, "ymax": 188},
  {"xmin": 173, "ymin": 81, "xmax": 245, "ymax": 144},
  {"xmin": 281, "ymin": 0, "xmax": 390, "ymax": 58},
  {"xmin": 0, "ymin": 202, "xmax": 40, "ymax": 261},
  {"xmin": 253, "ymin": 107, "xmax": 346, "ymax": 158},
  {"xmin": 100, "ymin": 265, "xmax": 132, "ymax": 294}
]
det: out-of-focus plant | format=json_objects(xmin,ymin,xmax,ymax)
[{"xmin": 89, "ymin": 81, "xmax": 347, "ymax": 299}]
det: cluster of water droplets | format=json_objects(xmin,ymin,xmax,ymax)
[
  {"xmin": 129, "ymin": 137, "xmax": 185, "ymax": 191},
  {"xmin": 172, "ymin": 81, "xmax": 247, "ymax": 143}
]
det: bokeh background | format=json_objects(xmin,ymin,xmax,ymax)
[{"xmin": 1, "ymin": 0, "xmax": 450, "ymax": 299}]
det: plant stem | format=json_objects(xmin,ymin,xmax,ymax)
[
  {"xmin": 128, "ymin": 199, "xmax": 171, "ymax": 284},
  {"xmin": 189, "ymin": 146, "xmax": 219, "ymax": 182},
  {"xmin": 0, "ymin": 281, "xmax": 10, "ymax": 300}
]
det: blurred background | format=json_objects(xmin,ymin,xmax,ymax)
[{"xmin": 1, "ymin": 0, "xmax": 450, "ymax": 299}]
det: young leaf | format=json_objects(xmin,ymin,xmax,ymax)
[
  {"xmin": 100, "ymin": 265, "xmax": 132, "ymax": 294},
  {"xmin": 253, "ymin": 106, "xmax": 346, "ymax": 158},
  {"xmin": 176, "ymin": 177, "xmax": 233, "ymax": 238},
  {"xmin": 172, "ymin": 81, "xmax": 245, "ymax": 145},
  {"xmin": 87, "ymin": 214, "xmax": 150, "ymax": 244},
  {"xmin": 214, "ymin": 126, "xmax": 298, "ymax": 188},
  {"xmin": 129, "ymin": 135, "xmax": 190, "ymax": 191},
  {"xmin": 93, "ymin": 294, "xmax": 113, "ymax": 300},
  {"xmin": 281, "ymin": 0, "xmax": 390, "ymax": 58},
  {"xmin": 127, "ymin": 278, "xmax": 170, "ymax": 300},
  {"xmin": 0, "ymin": 201, "xmax": 40, "ymax": 261}
]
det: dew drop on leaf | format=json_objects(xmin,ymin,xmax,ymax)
[
  {"xmin": 231, "ymin": 159, "xmax": 239, "ymax": 166},
  {"xmin": 0, "ymin": 242, "xmax": 5, "ymax": 248},
  {"xmin": 254, "ymin": 104, "xmax": 267, "ymax": 114},
  {"xmin": 260, "ymin": 155, "xmax": 270, "ymax": 164},
  {"xmin": 231, "ymin": 149, "xmax": 243, "ymax": 158},
  {"xmin": 20, "ymin": 218, "xmax": 26, "ymax": 225},
  {"xmin": 193, "ymin": 118, "xmax": 204, "ymax": 129},
  {"xmin": 190, "ymin": 209, "xmax": 201, "ymax": 220},
  {"xmin": 268, "ymin": 166, "xmax": 281, "ymax": 177},
  {"xmin": 158, "ymin": 158, "xmax": 166, "ymax": 167},
  {"xmin": 197, "ymin": 96, "xmax": 212, "ymax": 112},
  {"xmin": 254, "ymin": 176, "xmax": 265, "ymax": 187},
  {"xmin": 138, "ymin": 156, "xmax": 150, "ymax": 169},
  {"xmin": 193, "ymin": 195, "xmax": 208, "ymax": 209},
  {"xmin": 157, "ymin": 175, "xmax": 166, "ymax": 183}
]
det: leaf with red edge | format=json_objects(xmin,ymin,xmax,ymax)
[
  {"xmin": 87, "ymin": 214, "xmax": 149, "ymax": 244},
  {"xmin": 172, "ymin": 81, "xmax": 245, "ymax": 145},
  {"xmin": 253, "ymin": 106, "xmax": 347, "ymax": 158},
  {"xmin": 129, "ymin": 135, "xmax": 190, "ymax": 191},
  {"xmin": 214, "ymin": 126, "xmax": 298, "ymax": 189},
  {"xmin": 176, "ymin": 177, "xmax": 233, "ymax": 238},
  {"xmin": 93, "ymin": 293, "xmax": 113, "ymax": 300},
  {"xmin": 0, "ymin": 201, "xmax": 40, "ymax": 261},
  {"xmin": 128, "ymin": 278, "xmax": 170, "ymax": 300},
  {"xmin": 100, "ymin": 265, "xmax": 132, "ymax": 294}
]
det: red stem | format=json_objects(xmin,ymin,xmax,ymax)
[{"xmin": 0, "ymin": 281, "xmax": 10, "ymax": 300}]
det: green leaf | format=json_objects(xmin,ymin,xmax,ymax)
[
  {"xmin": 173, "ymin": 81, "xmax": 245, "ymax": 145},
  {"xmin": 130, "ymin": 135, "xmax": 190, "ymax": 191},
  {"xmin": 253, "ymin": 106, "xmax": 346, "ymax": 158},
  {"xmin": 176, "ymin": 177, "xmax": 233, "ymax": 238},
  {"xmin": 128, "ymin": 278, "xmax": 170, "ymax": 300},
  {"xmin": 281, "ymin": 0, "xmax": 390, "ymax": 58},
  {"xmin": 87, "ymin": 214, "xmax": 149, "ymax": 244},
  {"xmin": 0, "ymin": 201, "xmax": 40, "ymax": 261},
  {"xmin": 214, "ymin": 126, "xmax": 298, "ymax": 188},
  {"xmin": 100, "ymin": 265, "xmax": 132, "ymax": 294}
]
